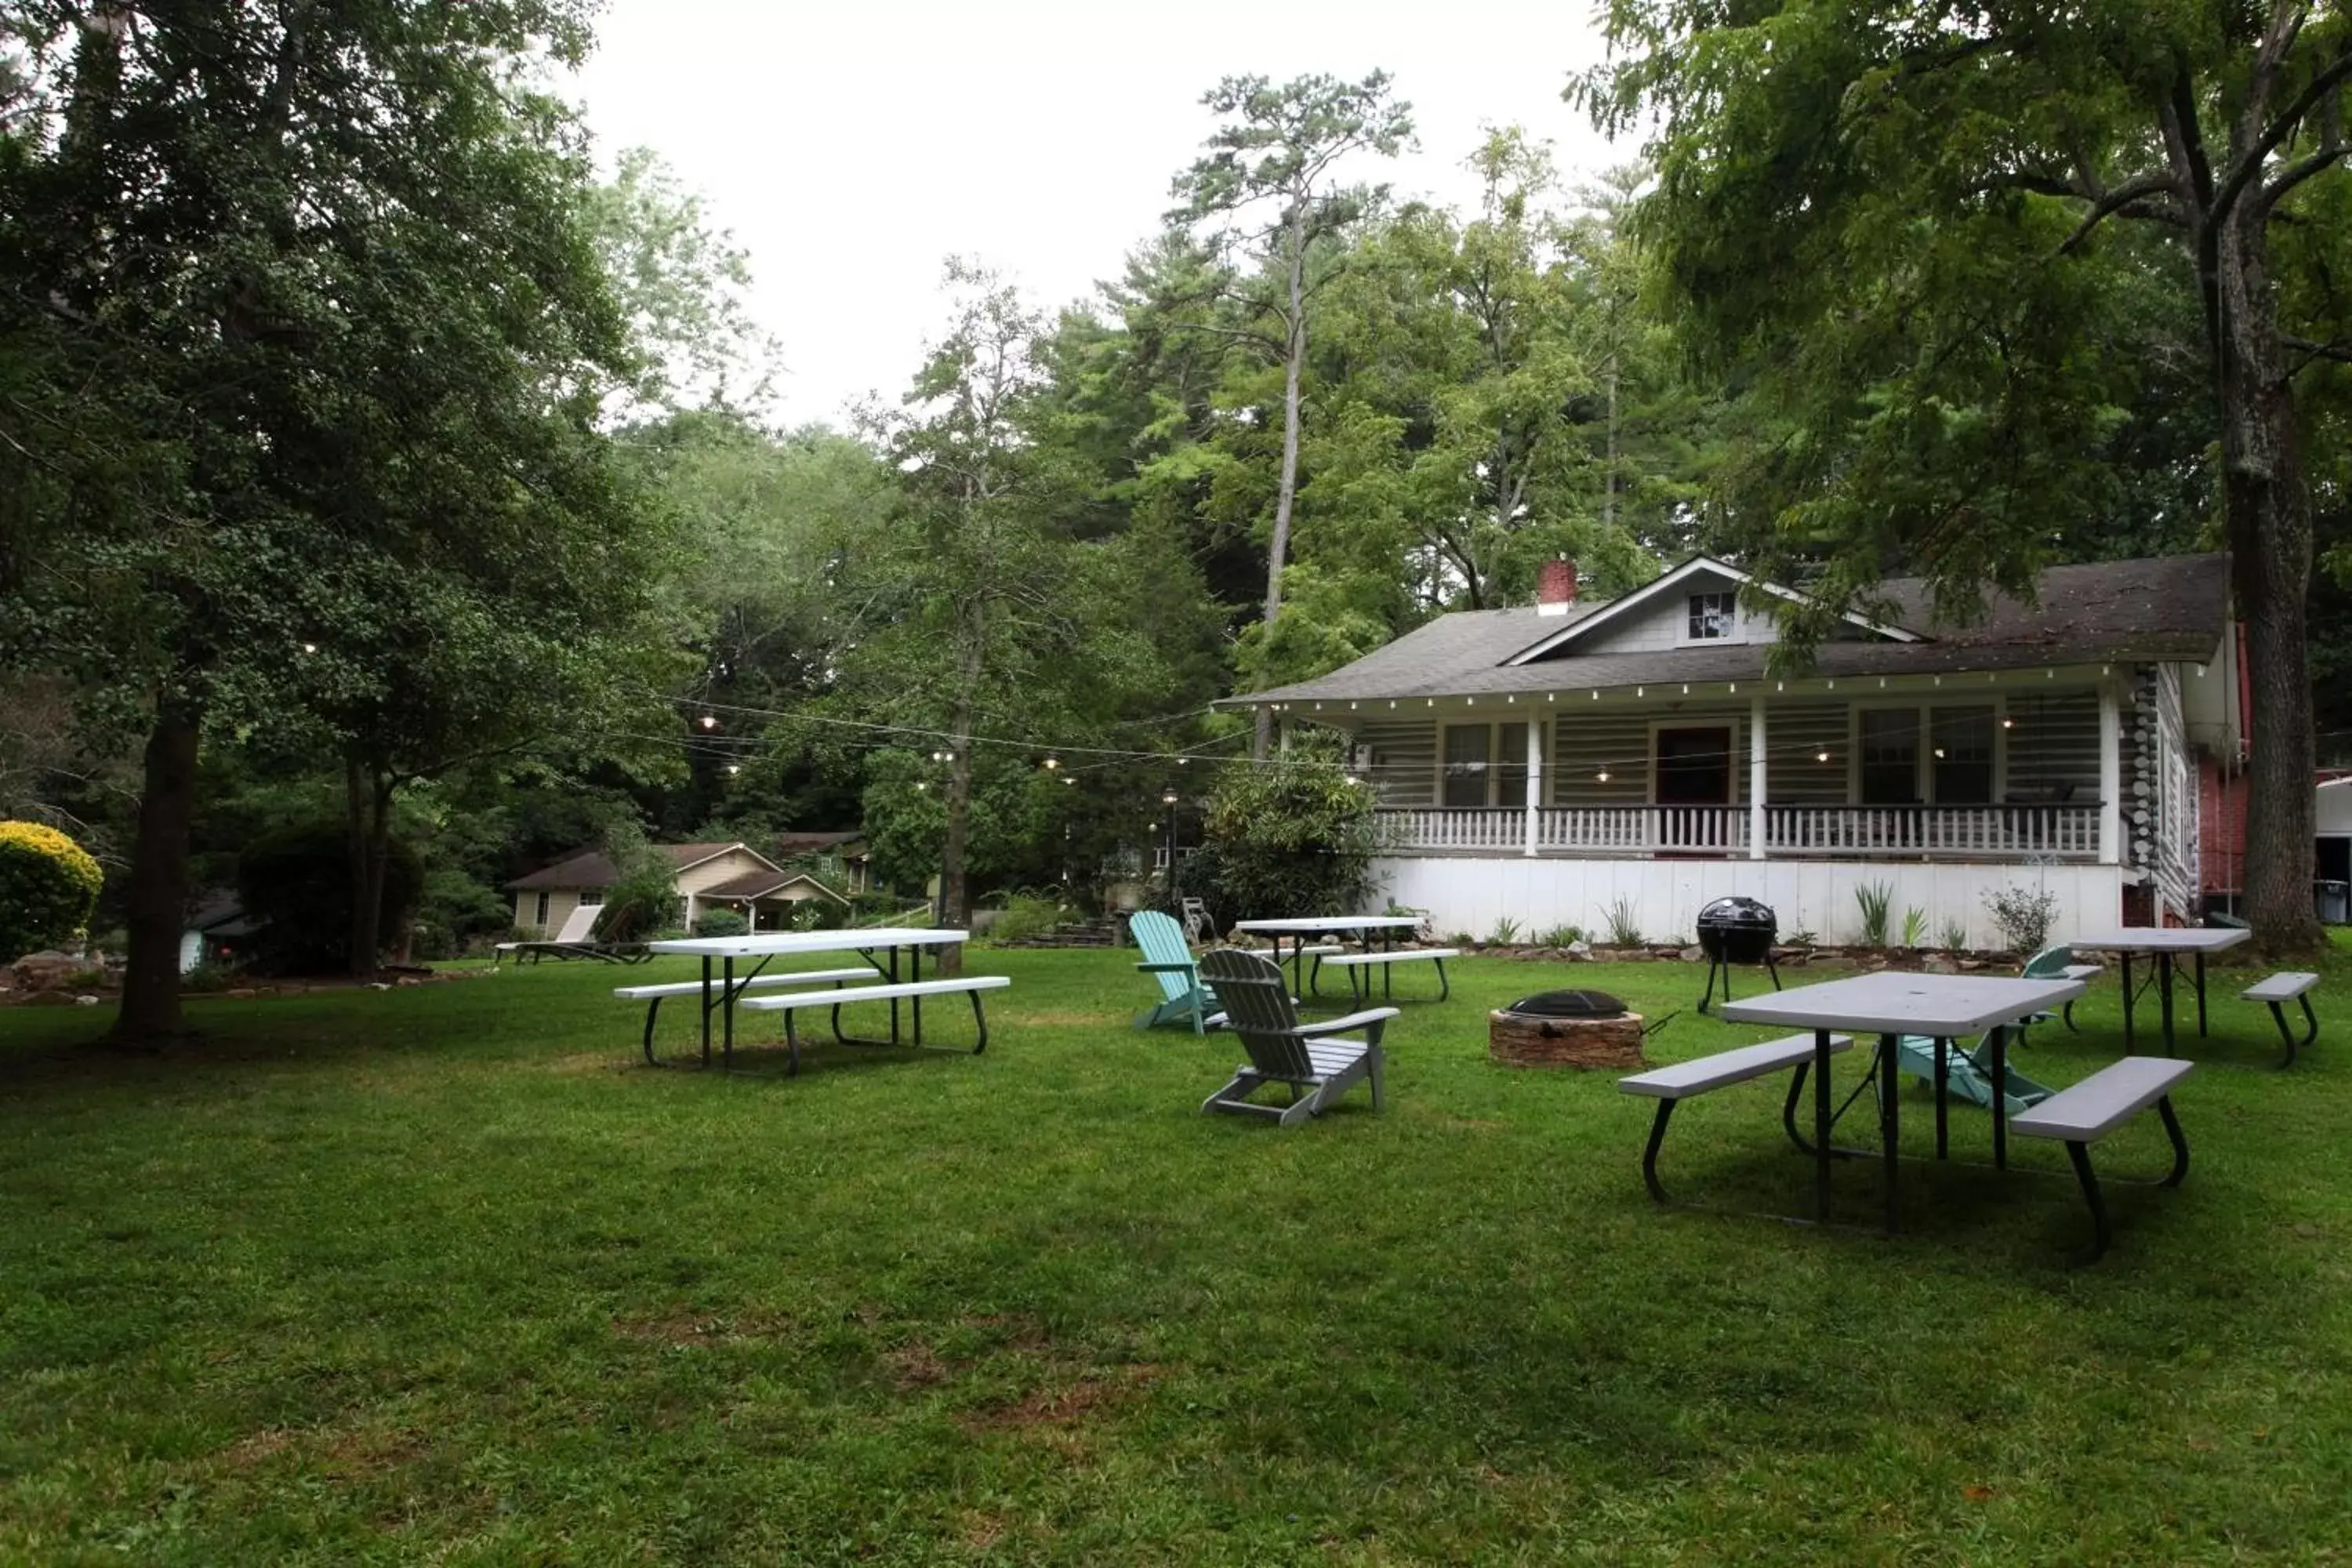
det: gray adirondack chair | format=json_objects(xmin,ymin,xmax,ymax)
[
  {"xmin": 1197, "ymin": 947, "xmax": 1396, "ymax": 1126},
  {"xmin": 1131, "ymin": 909, "xmax": 1222, "ymax": 1033}
]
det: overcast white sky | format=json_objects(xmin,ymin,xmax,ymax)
[{"xmin": 571, "ymin": 1, "xmax": 1624, "ymax": 429}]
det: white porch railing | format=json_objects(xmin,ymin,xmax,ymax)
[{"xmin": 1381, "ymin": 804, "xmax": 2102, "ymax": 860}]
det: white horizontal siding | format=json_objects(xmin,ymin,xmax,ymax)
[{"xmin": 1377, "ymin": 857, "xmax": 2125, "ymax": 949}]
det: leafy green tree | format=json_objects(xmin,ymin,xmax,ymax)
[
  {"xmin": 1170, "ymin": 72, "xmax": 1414, "ymax": 757},
  {"xmin": 1583, "ymin": 0, "xmax": 2352, "ymax": 952},
  {"xmin": 0, "ymin": 0, "xmax": 664, "ymax": 1027}
]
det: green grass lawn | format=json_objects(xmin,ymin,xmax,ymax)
[{"xmin": 5, "ymin": 942, "xmax": 2351, "ymax": 1564}]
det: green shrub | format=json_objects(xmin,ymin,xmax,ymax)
[
  {"xmin": 1854, "ymin": 881, "xmax": 1893, "ymax": 948},
  {"xmin": 691, "ymin": 908, "xmax": 750, "ymax": 938},
  {"xmin": 592, "ymin": 823, "xmax": 681, "ymax": 942},
  {"xmin": 0, "ymin": 821, "xmax": 103, "ymax": 962},
  {"xmin": 987, "ymin": 893, "xmax": 1071, "ymax": 943},
  {"xmin": 237, "ymin": 820, "xmax": 424, "ymax": 975},
  {"xmin": 1192, "ymin": 754, "xmax": 1385, "ymax": 924}
]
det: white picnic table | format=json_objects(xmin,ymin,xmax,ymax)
[
  {"xmin": 2069, "ymin": 926, "xmax": 2251, "ymax": 1054},
  {"xmin": 645, "ymin": 928, "xmax": 970, "ymax": 1065},
  {"xmin": 1720, "ymin": 971, "xmax": 2087, "ymax": 1231},
  {"xmin": 1232, "ymin": 915, "xmax": 1422, "ymax": 993}
]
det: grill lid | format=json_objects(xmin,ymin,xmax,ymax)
[
  {"xmin": 1502, "ymin": 989, "xmax": 1627, "ymax": 1019},
  {"xmin": 1697, "ymin": 896, "xmax": 1777, "ymax": 929}
]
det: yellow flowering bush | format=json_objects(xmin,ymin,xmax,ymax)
[{"xmin": 0, "ymin": 821, "xmax": 104, "ymax": 962}]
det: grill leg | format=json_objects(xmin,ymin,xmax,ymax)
[
  {"xmin": 1700, "ymin": 957, "xmax": 1720, "ymax": 1014},
  {"xmin": 1764, "ymin": 953, "xmax": 1782, "ymax": 992},
  {"xmin": 1641, "ymin": 1098, "xmax": 1677, "ymax": 1203}
]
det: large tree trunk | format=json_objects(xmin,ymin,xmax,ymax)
[
  {"xmin": 110, "ymin": 699, "xmax": 200, "ymax": 1044},
  {"xmin": 935, "ymin": 615, "xmax": 982, "ymax": 978},
  {"xmin": 345, "ymin": 757, "xmax": 395, "ymax": 978},
  {"xmin": 1254, "ymin": 208, "xmax": 1311, "ymax": 763},
  {"xmin": 2216, "ymin": 208, "xmax": 2323, "ymax": 956}
]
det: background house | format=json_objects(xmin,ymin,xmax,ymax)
[
  {"xmin": 773, "ymin": 830, "xmax": 873, "ymax": 895},
  {"xmin": 504, "ymin": 841, "xmax": 787, "ymax": 935},
  {"xmin": 1229, "ymin": 554, "xmax": 2237, "ymax": 946}
]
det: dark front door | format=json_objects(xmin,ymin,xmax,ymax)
[
  {"xmin": 1655, "ymin": 727, "xmax": 1735, "ymax": 851},
  {"xmin": 1656, "ymin": 727, "xmax": 1733, "ymax": 804}
]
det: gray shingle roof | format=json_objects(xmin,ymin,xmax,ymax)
[
  {"xmin": 1231, "ymin": 554, "xmax": 2228, "ymax": 706},
  {"xmin": 504, "ymin": 841, "xmax": 752, "ymax": 891}
]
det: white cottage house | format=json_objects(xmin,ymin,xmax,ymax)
[
  {"xmin": 504, "ymin": 840, "xmax": 833, "ymax": 935},
  {"xmin": 1227, "ymin": 554, "xmax": 2237, "ymax": 948}
]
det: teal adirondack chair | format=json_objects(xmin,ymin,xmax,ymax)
[
  {"xmin": 1131, "ymin": 909, "xmax": 1223, "ymax": 1033},
  {"xmin": 2020, "ymin": 943, "xmax": 2104, "ymax": 1033}
]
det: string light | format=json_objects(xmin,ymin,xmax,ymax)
[
  {"xmin": 1596, "ymin": 768, "xmax": 1610, "ymax": 782},
  {"xmin": 1042, "ymin": 755, "xmax": 1061, "ymax": 771},
  {"xmin": 299, "ymin": 641, "xmax": 318, "ymax": 655},
  {"xmin": 699, "ymin": 714, "xmax": 718, "ymax": 731},
  {"xmin": 1817, "ymin": 750, "xmax": 1832, "ymax": 763},
  {"xmin": 725, "ymin": 764, "xmax": 741, "ymax": 775}
]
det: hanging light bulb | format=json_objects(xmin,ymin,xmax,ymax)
[
  {"xmin": 1596, "ymin": 768, "xmax": 1610, "ymax": 782},
  {"xmin": 1043, "ymin": 755, "xmax": 1061, "ymax": 771},
  {"xmin": 2001, "ymin": 716, "xmax": 2015, "ymax": 729},
  {"xmin": 1817, "ymin": 750, "xmax": 1832, "ymax": 764},
  {"xmin": 299, "ymin": 641, "xmax": 318, "ymax": 655},
  {"xmin": 726, "ymin": 764, "xmax": 741, "ymax": 776},
  {"xmin": 699, "ymin": 714, "xmax": 717, "ymax": 731}
]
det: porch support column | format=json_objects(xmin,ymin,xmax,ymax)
[
  {"xmin": 1524, "ymin": 717, "xmax": 1543, "ymax": 858},
  {"xmin": 1748, "ymin": 696, "xmax": 1767, "ymax": 860},
  {"xmin": 2099, "ymin": 680, "xmax": 2122, "ymax": 866}
]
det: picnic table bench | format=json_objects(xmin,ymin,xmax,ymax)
[
  {"xmin": 2009, "ymin": 1056, "xmax": 2194, "ymax": 1260},
  {"xmin": 1619, "ymin": 1033, "xmax": 1853, "ymax": 1202},
  {"xmin": 1314, "ymin": 946, "xmax": 1461, "ymax": 1004},
  {"xmin": 741, "ymin": 975, "xmax": 1010, "ymax": 1076},
  {"xmin": 619, "ymin": 967, "xmax": 875, "ymax": 1067},
  {"xmin": 2241, "ymin": 971, "xmax": 2320, "ymax": 1069}
]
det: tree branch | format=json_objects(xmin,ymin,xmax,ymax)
[
  {"xmin": 2285, "ymin": 334, "xmax": 2352, "ymax": 376},
  {"xmin": 2213, "ymin": 40, "xmax": 2352, "ymax": 226},
  {"xmin": 2257, "ymin": 140, "xmax": 2346, "ymax": 215},
  {"xmin": 2056, "ymin": 171, "xmax": 2183, "ymax": 252}
]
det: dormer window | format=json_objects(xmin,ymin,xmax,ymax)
[{"xmin": 1686, "ymin": 591, "xmax": 1736, "ymax": 641}]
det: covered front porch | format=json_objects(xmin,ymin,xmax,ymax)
[
  {"xmin": 1386, "ymin": 801, "xmax": 2105, "ymax": 860},
  {"xmin": 1326, "ymin": 665, "xmax": 2138, "ymax": 870}
]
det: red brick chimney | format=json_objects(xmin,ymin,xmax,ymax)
[{"xmin": 1537, "ymin": 557, "xmax": 1577, "ymax": 616}]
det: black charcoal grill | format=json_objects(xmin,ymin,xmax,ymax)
[{"xmin": 1696, "ymin": 896, "xmax": 1781, "ymax": 1013}]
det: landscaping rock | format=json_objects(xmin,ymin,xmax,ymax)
[
  {"xmin": 9, "ymin": 953, "xmax": 82, "ymax": 993},
  {"xmin": 1565, "ymin": 940, "xmax": 1591, "ymax": 959},
  {"xmin": 1679, "ymin": 945, "xmax": 1704, "ymax": 963},
  {"xmin": 1923, "ymin": 956, "xmax": 1961, "ymax": 975}
]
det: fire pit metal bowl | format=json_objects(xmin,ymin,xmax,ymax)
[
  {"xmin": 1488, "ymin": 989, "xmax": 1647, "ymax": 1069},
  {"xmin": 1696, "ymin": 896, "xmax": 1781, "ymax": 1013}
]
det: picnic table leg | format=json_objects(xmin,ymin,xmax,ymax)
[
  {"xmin": 1813, "ymin": 1026, "xmax": 1834, "ymax": 1222},
  {"xmin": 1933, "ymin": 1036, "xmax": 1950, "ymax": 1160},
  {"xmin": 2158, "ymin": 952, "xmax": 2176, "ymax": 1055},
  {"xmin": 2119, "ymin": 952, "xmax": 2136, "ymax": 1051},
  {"xmin": 1989, "ymin": 1024, "xmax": 2009, "ymax": 1171},
  {"xmin": 722, "ymin": 956, "xmax": 736, "ymax": 1071},
  {"xmin": 909, "ymin": 944, "xmax": 921, "ymax": 1047},
  {"xmin": 700, "ymin": 956, "xmax": 713, "ymax": 1067},
  {"xmin": 1877, "ymin": 1032, "xmax": 1900, "ymax": 1234},
  {"xmin": 2194, "ymin": 952, "xmax": 2209, "ymax": 1037}
]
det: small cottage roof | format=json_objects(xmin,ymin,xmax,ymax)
[{"xmin": 504, "ymin": 841, "xmax": 765, "ymax": 892}]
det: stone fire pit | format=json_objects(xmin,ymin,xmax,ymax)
[{"xmin": 1488, "ymin": 989, "xmax": 1647, "ymax": 1069}]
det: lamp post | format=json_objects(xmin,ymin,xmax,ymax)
[{"xmin": 1161, "ymin": 788, "xmax": 1181, "ymax": 907}]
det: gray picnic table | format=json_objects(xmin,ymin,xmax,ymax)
[
  {"xmin": 1232, "ymin": 915, "xmax": 1423, "ymax": 996},
  {"xmin": 1719, "ymin": 971, "xmax": 2087, "ymax": 1232},
  {"xmin": 2069, "ymin": 926, "xmax": 2251, "ymax": 1054}
]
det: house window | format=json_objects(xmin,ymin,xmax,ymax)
[
  {"xmin": 534, "ymin": 891, "xmax": 550, "ymax": 926},
  {"xmin": 1686, "ymin": 591, "xmax": 1736, "ymax": 641},
  {"xmin": 1443, "ymin": 723, "xmax": 1536, "ymax": 808},
  {"xmin": 578, "ymin": 887, "xmax": 604, "ymax": 906},
  {"xmin": 1930, "ymin": 706, "xmax": 1996, "ymax": 804},
  {"xmin": 1442, "ymin": 725, "xmax": 1490, "ymax": 809},
  {"xmin": 1858, "ymin": 709, "xmax": 1921, "ymax": 804}
]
